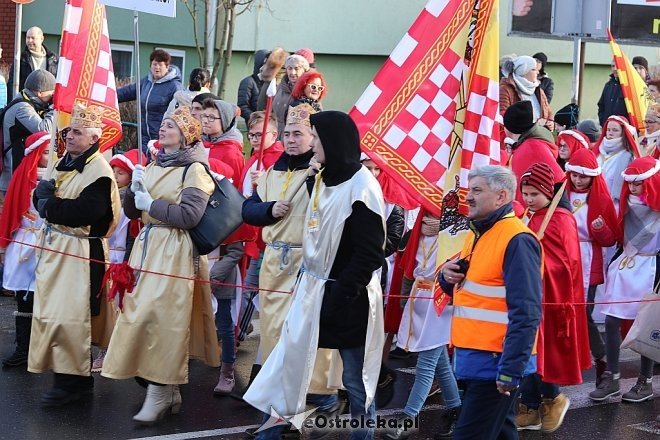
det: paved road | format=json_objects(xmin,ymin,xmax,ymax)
[{"xmin": 0, "ymin": 295, "xmax": 658, "ymax": 439}]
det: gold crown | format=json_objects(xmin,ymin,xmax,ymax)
[
  {"xmin": 286, "ymin": 103, "xmax": 317, "ymax": 127},
  {"xmin": 70, "ymin": 103, "xmax": 103, "ymax": 129},
  {"xmin": 169, "ymin": 106, "xmax": 202, "ymax": 146}
]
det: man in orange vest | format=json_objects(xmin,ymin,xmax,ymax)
[{"xmin": 440, "ymin": 165, "xmax": 542, "ymax": 439}]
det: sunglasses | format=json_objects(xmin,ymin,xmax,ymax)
[{"xmin": 306, "ymin": 83, "xmax": 325, "ymax": 92}]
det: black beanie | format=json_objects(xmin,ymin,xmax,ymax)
[
  {"xmin": 503, "ymin": 101, "xmax": 535, "ymax": 135},
  {"xmin": 632, "ymin": 56, "xmax": 649, "ymax": 72}
]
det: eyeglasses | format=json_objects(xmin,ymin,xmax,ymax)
[
  {"xmin": 306, "ymin": 83, "xmax": 325, "ymax": 92},
  {"xmin": 247, "ymin": 131, "xmax": 272, "ymax": 140},
  {"xmin": 200, "ymin": 114, "xmax": 218, "ymax": 122},
  {"xmin": 558, "ymin": 144, "xmax": 569, "ymax": 151}
]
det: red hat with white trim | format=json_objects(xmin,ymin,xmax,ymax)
[
  {"xmin": 620, "ymin": 156, "xmax": 660, "ymax": 213},
  {"xmin": 109, "ymin": 149, "xmax": 147, "ymax": 175},
  {"xmin": 24, "ymin": 131, "xmax": 51, "ymax": 156},
  {"xmin": 594, "ymin": 115, "xmax": 641, "ymax": 159},
  {"xmin": 557, "ymin": 129, "xmax": 590, "ymax": 158}
]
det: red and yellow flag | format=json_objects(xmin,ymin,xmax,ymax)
[
  {"xmin": 54, "ymin": 0, "xmax": 121, "ymax": 151},
  {"xmin": 349, "ymin": 0, "xmax": 501, "ymax": 314},
  {"xmin": 607, "ymin": 29, "xmax": 652, "ymax": 135}
]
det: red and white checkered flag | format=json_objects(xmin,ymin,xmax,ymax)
[{"xmin": 54, "ymin": 0, "xmax": 122, "ymax": 152}]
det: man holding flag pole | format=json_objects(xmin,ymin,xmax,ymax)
[{"xmin": 27, "ymin": 0, "xmax": 122, "ymax": 406}]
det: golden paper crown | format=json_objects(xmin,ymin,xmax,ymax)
[
  {"xmin": 70, "ymin": 103, "xmax": 103, "ymax": 129},
  {"xmin": 286, "ymin": 103, "xmax": 317, "ymax": 127},
  {"xmin": 169, "ymin": 106, "xmax": 202, "ymax": 146}
]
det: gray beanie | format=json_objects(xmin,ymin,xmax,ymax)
[
  {"xmin": 25, "ymin": 69, "xmax": 56, "ymax": 92},
  {"xmin": 576, "ymin": 119, "xmax": 601, "ymax": 143}
]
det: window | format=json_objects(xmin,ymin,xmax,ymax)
[
  {"xmin": 156, "ymin": 47, "xmax": 185, "ymax": 76},
  {"xmin": 111, "ymin": 44, "xmax": 134, "ymax": 81}
]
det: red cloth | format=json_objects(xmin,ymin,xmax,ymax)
[
  {"xmin": 383, "ymin": 251, "xmax": 405, "ymax": 333},
  {"xmin": 511, "ymin": 137, "xmax": 565, "ymax": 205},
  {"xmin": 527, "ymin": 206, "xmax": 592, "ymax": 385},
  {"xmin": 0, "ymin": 132, "xmax": 50, "ymax": 249},
  {"xmin": 377, "ymin": 172, "xmax": 419, "ymax": 211},
  {"xmin": 565, "ymin": 149, "xmax": 621, "ymax": 284},
  {"xmin": 208, "ymin": 158, "xmax": 235, "ymax": 180},
  {"xmin": 240, "ymin": 141, "xmax": 285, "ymax": 259},
  {"xmin": 556, "ymin": 130, "xmax": 589, "ymax": 158},
  {"xmin": 203, "ymin": 138, "xmax": 245, "ymax": 189},
  {"xmin": 619, "ymin": 156, "xmax": 660, "ymax": 216},
  {"xmin": 592, "ymin": 115, "xmax": 641, "ymax": 159}
]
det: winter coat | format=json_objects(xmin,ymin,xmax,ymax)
[
  {"xmin": 597, "ymin": 75, "xmax": 628, "ymax": 126},
  {"xmin": 539, "ymin": 75, "xmax": 554, "ymax": 104},
  {"xmin": 499, "ymin": 76, "xmax": 553, "ymax": 122},
  {"xmin": 272, "ymin": 77, "xmax": 294, "ymax": 138},
  {"xmin": 117, "ymin": 65, "xmax": 183, "ymax": 151},
  {"xmin": 237, "ymin": 50, "xmax": 268, "ymax": 122},
  {"xmin": 7, "ymin": 45, "xmax": 58, "ymax": 99}
]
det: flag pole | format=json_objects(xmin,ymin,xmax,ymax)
[
  {"xmin": 133, "ymin": 9, "xmax": 143, "ymax": 167},
  {"xmin": 256, "ymin": 79, "xmax": 277, "ymax": 171},
  {"xmin": 12, "ymin": 2, "xmax": 23, "ymax": 99}
]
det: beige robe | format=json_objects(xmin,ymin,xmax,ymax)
[
  {"xmin": 102, "ymin": 162, "xmax": 220, "ymax": 384},
  {"xmin": 256, "ymin": 165, "xmax": 335, "ymax": 394},
  {"xmin": 28, "ymin": 153, "xmax": 121, "ymax": 376}
]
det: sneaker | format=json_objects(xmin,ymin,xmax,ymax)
[
  {"xmin": 383, "ymin": 415, "xmax": 416, "ymax": 440},
  {"xmin": 621, "ymin": 375, "xmax": 654, "ymax": 403},
  {"xmin": 91, "ymin": 349, "xmax": 107, "ymax": 373},
  {"xmin": 515, "ymin": 403, "xmax": 541, "ymax": 431},
  {"xmin": 588, "ymin": 371, "xmax": 620, "ymax": 401},
  {"xmin": 541, "ymin": 393, "xmax": 570, "ymax": 433}
]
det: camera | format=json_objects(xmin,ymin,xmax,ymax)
[{"xmin": 455, "ymin": 258, "xmax": 470, "ymax": 275}]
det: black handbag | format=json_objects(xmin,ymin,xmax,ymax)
[{"xmin": 183, "ymin": 163, "xmax": 245, "ymax": 255}]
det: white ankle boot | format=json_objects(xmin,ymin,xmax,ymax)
[{"xmin": 133, "ymin": 384, "xmax": 182, "ymax": 424}]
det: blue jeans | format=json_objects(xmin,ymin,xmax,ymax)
[
  {"xmin": 453, "ymin": 380, "xmax": 519, "ymax": 440},
  {"xmin": 404, "ymin": 345, "xmax": 460, "ymax": 417},
  {"xmin": 215, "ymin": 298, "xmax": 235, "ymax": 364},
  {"xmin": 256, "ymin": 345, "xmax": 376, "ymax": 440}
]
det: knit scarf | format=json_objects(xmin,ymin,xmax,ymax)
[
  {"xmin": 600, "ymin": 137, "xmax": 624, "ymax": 156},
  {"xmin": 156, "ymin": 141, "xmax": 208, "ymax": 168},
  {"xmin": 512, "ymin": 74, "xmax": 539, "ymax": 97},
  {"xmin": 623, "ymin": 195, "xmax": 660, "ymax": 255},
  {"xmin": 29, "ymin": 48, "xmax": 47, "ymax": 71}
]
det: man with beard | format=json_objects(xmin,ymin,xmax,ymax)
[{"xmin": 28, "ymin": 104, "xmax": 121, "ymax": 406}]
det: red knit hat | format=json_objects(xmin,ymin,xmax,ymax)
[
  {"xmin": 557, "ymin": 129, "xmax": 589, "ymax": 158},
  {"xmin": 520, "ymin": 162, "xmax": 555, "ymax": 200},
  {"xmin": 593, "ymin": 115, "xmax": 641, "ymax": 159},
  {"xmin": 620, "ymin": 156, "xmax": 660, "ymax": 214},
  {"xmin": 295, "ymin": 48, "xmax": 315, "ymax": 65},
  {"xmin": 109, "ymin": 149, "xmax": 147, "ymax": 175},
  {"xmin": 566, "ymin": 148, "xmax": 620, "ymax": 242},
  {"xmin": 0, "ymin": 131, "xmax": 51, "ymax": 249}
]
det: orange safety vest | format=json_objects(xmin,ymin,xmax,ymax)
[{"xmin": 451, "ymin": 215, "xmax": 540, "ymax": 354}]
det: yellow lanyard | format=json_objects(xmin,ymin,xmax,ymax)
[
  {"xmin": 279, "ymin": 169, "xmax": 294, "ymax": 199},
  {"xmin": 311, "ymin": 170, "xmax": 323, "ymax": 212},
  {"xmin": 419, "ymin": 236, "xmax": 438, "ymax": 272},
  {"xmin": 55, "ymin": 151, "xmax": 100, "ymax": 191}
]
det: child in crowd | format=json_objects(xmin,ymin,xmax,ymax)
[
  {"xmin": 564, "ymin": 148, "xmax": 620, "ymax": 383},
  {"xmin": 0, "ymin": 132, "xmax": 50, "ymax": 367},
  {"xmin": 589, "ymin": 156, "xmax": 659, "ymax": 403},
  {"xmin": 93, "ymin": 149, "xmax": 147, "ymax": 372},
  {"xmin": 556, "ymin": 129, "xmax": 589, "ymax": 170},
  {"xmin": 384, "ymin": 209, "xmax": 460, "ymax": 440},
  {"xmin": 518, "ymin": 163, "xmax": 591, "ymax": 434}
]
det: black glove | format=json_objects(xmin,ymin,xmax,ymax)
[{"xmin": 34, "ymin": 179, "xmax": 56, "ymax": 218}]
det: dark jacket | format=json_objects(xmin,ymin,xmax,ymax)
[
  {"xmin": 7, "ymin": 44, "xmax": 58, "ymax": 99},
  {"xmin": 241, "ymin": 150, "xmax": 315, "ymax": 225},
  {"xmin": 237, "ymin": 50, "xmax": 268, "ymax": 122},
  {"xmin": 118, "ymin": 65, "xmax": 182, "ymax": 151},
  {"xmin": 439, "ymin": 203, "xmax": 542, "ymax": 384},
  {"xmin": 381, "ymin": 205, "xmax": 404, "ymax": 288},
  {"xmin": 539, "ymin": 75, "xmax": 554, "ymax": 104},
  {"xmin": 597, "ymin": 74, "xmax": 628, "ymax": 126}
]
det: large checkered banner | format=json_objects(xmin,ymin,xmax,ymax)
[
  {"xmin": 54, "ymin": 0, "xmax": 122, "ymax": 152},
  {"xmin": 349, "ymin": 0, "xmax": 501, "ymax": 314}
]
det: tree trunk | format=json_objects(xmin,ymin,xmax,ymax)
[
  {"xmin": 211, "ymin": 2, "xmax": 230, "ymax": 92},
  {"xmin": 218, "ymin": 2, "xmax": 236, "ymax": 99}
]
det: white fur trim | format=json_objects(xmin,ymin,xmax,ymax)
[
  {"xmin": 560, "ymin": 130, "xmax": 589, "ymax": 150},
  {"xmin": 24, "ymin": 133, "xmax": 51, "ymax": 155},
  {"xmin": 147, "ymin": 140, "xmax": 160, "ymax": 156},
  {"xmin": 565, "ymin": 163, "xmax": 601, "ymax": 176},
  {"xmin": 110, "ymin": 154, "xmax": 135, "ymax": 171},
  {"xmin": 622, "ymin": 159, "xmax": 660, "ymax": 181}
]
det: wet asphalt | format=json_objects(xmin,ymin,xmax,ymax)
[{"xmin": 0, "ymin": 295, "xmax": 658, "ymax": 439}]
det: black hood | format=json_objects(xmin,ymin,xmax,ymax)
[
  {"xmin": 253, "ymin": 49, "xmax": 269, "ymax": 76},
  {"xmin": 310, "ymin": 111, "xmax": 362, "ymax": 187}
]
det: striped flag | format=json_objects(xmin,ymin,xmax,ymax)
[
  {"xmin": 607, "ymin": 29, "xmax": 653, "ymax": 135},
  {"xmin": 349, "ymin": 0, "xmax": 501, "ymax": 314},
  {"xmin": 54, "ymin": 0, "xmax": 122, "ymax": 152}
]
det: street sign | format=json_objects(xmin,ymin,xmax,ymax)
[{"xmin": 98, "ymin": 0, "xmax": 176, "ymax": 18}]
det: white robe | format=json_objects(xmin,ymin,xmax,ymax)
[{"xmin": 244, "ymin": 166, "xmax": 386, "ymax": 417}]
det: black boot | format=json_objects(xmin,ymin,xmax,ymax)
[
  {"xmin": 229, "ymin": 363, "xmax": 261, "ymax": 401},
  {"xmin": 3, "ymin": 291, "xmax": 33, "ymax": 368},
  {"xmin": 435, "ymin": 406, "xmax": 461, "ymax": 439}
]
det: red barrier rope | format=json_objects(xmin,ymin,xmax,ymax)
[{"xmin": 1, "ymin": 236, "xmax": 658, "ymax": 306}]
